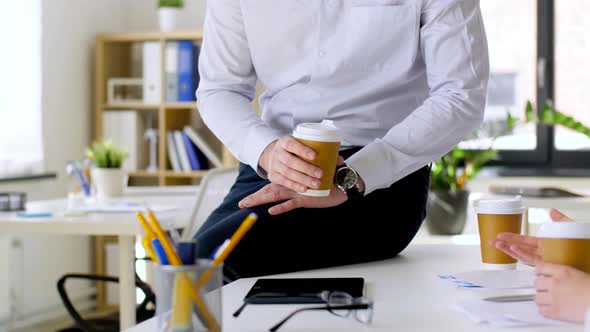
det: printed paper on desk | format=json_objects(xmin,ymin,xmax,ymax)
[
  {"xmin": 455, "ymin": 298, "xmax": 573, "ymax": 328},
  {"xmin": 438, "ymin": 269, "xmax": 534, "ymax": 289}
]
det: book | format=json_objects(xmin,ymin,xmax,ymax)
[
  {"xmin": 102, "ymin": 111, "xmax": 146, "ymax": 171},
  {"xmin": 142, "ymin": 42, "xmax": 161, "ymax": 103},
  {"xmin": 167, "ymin": 131, "xmax": 182, "ymax": 172},
  {"xmin": 165, "ymin": 42, "xmax": 179, "ymax": 102},
  {"xmin": 183, "ymin": 126, "xmax": 223, "ymax": 168},
  {"xmin": 177, "ymin": 40, "xmax": 195, "ymax": 102},
  {"xmin": 173, "ymin": 130, "xmax": 192, "ymax": 172},
  {"xmin": 181, "ymin": 131, "xmax": 202, "ymax": 170},
  {"xmin": 193, "ymin": 44, "xmax": 201, "ymax": 97}
]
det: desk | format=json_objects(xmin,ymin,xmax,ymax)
[
  {"xmin": 0, "ymin": 199, "xmax": 187, "ymax": 330},
  {"xmin": 126, "ymin": 244, "xmax": 582, "ymax": 332}
]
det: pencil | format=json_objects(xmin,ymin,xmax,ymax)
[
  {"xmin": 146, "ymin": 209, "xmax": 220, "ymax": 332},
  {"xmin": 136, "ymin": 212, "xmax": 158, "ymax": 263},
  {"xmin": 195, "ymin": 212, "xmax": 258, "ymax": 289}
]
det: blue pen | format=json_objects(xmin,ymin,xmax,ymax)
[
  {"xmin": 176, "ymin": 241, "xmax": 196, "ymax": 265},
  {"xmin": 67, "ymin": 161, "xmax": 91, "ymax": 196},
  {"xmin": 16, "ymin": 212, "xmax": 52, "ymax": 218},
  {"xmin": 151, "ymin": 238, "xmax": 169, "ymax": 265}
]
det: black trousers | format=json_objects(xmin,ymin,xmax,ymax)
[{"xmin": 194, "ymin": 148, "xmax": 430, "ymax": 281}]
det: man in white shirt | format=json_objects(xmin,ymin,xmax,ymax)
[{"xmin": 195, "ymin": 0, "xmax": 489, "ymax": 280}]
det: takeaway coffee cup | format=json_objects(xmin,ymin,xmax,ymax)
[
  {"xmin": 292, "ymin": 121, "xmax": 341, "ymax": 197},
  {"xmin": 476, "ymin": 196, "xmax": 525, "ymax": 270},
  {"xmin": 538, "ymin": 222, "xmax": 590, "ymax": 273}
]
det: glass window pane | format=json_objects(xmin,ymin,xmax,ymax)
[
  {"xmin": 459, "ymin": 0, "xmax": 537, "ymax": 151},
  {"xmin": 554, "ymin": 0, "xmax": 590, "ymax": 151}
]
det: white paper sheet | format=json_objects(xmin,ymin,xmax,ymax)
[
  {"xmin": 455, "ymin": 298, "xmax": 573, "ymax": 328},
  {"xmin": 438, "ymin": 269, "xmax": 535, "ymax": 289},
  {"xmin": 70, "ymin": 201, "xmax": 177, "ymax": 213}
]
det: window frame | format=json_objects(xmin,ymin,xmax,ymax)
[{"xmin": 486, "ymin": 0, "xmax": 589, "ymax": 170}]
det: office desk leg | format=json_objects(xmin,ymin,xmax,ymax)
[{"xmin": 119, "ymin": 235, "xmax": 136, "ymax": 329}]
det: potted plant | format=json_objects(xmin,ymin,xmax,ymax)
[
  {"xmin": 86, "ymin": 141, "xmax": 128, "ymax": 199},
  {"xmin": 158, "ymin": 0, "xmax": 184, "ymax": 32},
  {"xmin": 426, "ymin": 100, "xmax": 590, "ymax": 235}
]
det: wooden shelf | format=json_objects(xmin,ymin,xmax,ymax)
[
  {"xmin": 128, "ymin": 171, "xmax": 160, "ymax": 178},
  {"xmin": 162, "ymin": 170, "xmax": 209, "ymax": 178},
  {"xmin": 97, "ymin": 31, "xmax": 203, "ymax": 42},
  {"xmin": 164, "ymin": 102, "xmax": 198, "ymax": 109},
  {"xmin": 103, "ymin": 103, "xmax": 159, "ymax": 110}
]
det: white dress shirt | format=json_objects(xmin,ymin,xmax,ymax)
[{"xmin": 196, "ymin": 0, "xmax": 489, "ymax": 195}]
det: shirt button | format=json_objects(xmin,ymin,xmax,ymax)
[{"xmin": 318, "ymin": 50, "xmax": 326, "ymax": 57}]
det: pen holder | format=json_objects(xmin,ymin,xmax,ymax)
[{"xmin": 154, "ymin": 261, "xmax": 223, "ymax": 332}]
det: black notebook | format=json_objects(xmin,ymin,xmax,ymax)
[{"xmin": 243, "ymin": 278, "xmax": 365, "ymax": 304}]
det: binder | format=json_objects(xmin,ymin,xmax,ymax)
[
  {"xmin": 167, "ymin": 131, "xmax": 182, "ymax": 172},
  {"xmin": 102, "ymin": 111, "xmax": 146, "ymax": 171},
  {"xmin": 165, "ymin": 42, "xmax": 179, "ymax": 102},
  {"xmin": 193, "ymin": 44, "xmax": 201, "ymax": 96},
  {"xmin": 177, "ymin": 40, "xmax": 195, "ymax": 102},
  {"xmin": 143, "ymin": 42, "xmax": 162, "ymax": 103},
  {"xmin": 183, "ymin": 126, "xmax": 223, "ymax": 168},
  {"xmin": 173, "ymin": 130, "xmax": 192, "ymax": 172}
]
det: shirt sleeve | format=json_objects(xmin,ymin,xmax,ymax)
[
  {"xmin": 196, "ymin": 0, "xmax": 282, "ymax": 174},
  {"xmin": 346, "ymin": 0, "xmax": 490, "ymax": 195}
]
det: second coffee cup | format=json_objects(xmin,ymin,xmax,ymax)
[
  {"xmin": 538, "ymin": 222, "xmax": 590, "ymax": 273},
  {"xmin": 476, "ymin": 196, "xmax": 525, "ymax": 270},
  {"xmin": 292, "ymin": 121, "xmax": 341, "ymax": 197}
]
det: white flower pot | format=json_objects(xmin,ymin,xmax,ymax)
[
  {"xmin": 91, "ymin": 168, "xmax": 127, "ymax": 199},
  {"xmin": 158, "ymin": 8, "xmax": 180, "ymax": 32}
]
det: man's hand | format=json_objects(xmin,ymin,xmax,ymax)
[
  {"xmin": 490, "ymin": 209, "xmax": 572, "ymax": 266},
  {"xmin": 535, "ymin": 262, "xmax": 590, "ymax": 323},
  {"xmin": 258, "ymin": 136, "xmax": 323, "ymax": 193},
  {"xmin": 242, "ymin": 156, "xmax": 348, "ymax": 215}
]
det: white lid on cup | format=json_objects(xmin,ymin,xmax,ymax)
[
  {"xmin": 538, "ymin": 222, "xmax": 590, "ymax": 239},
  {"xmin": 475, "ymin": 196, "xmax": 525, "ymax": 215},
  {"xmin": 292, "ymin": 120, "xmax": 341, "ymax": 142}
]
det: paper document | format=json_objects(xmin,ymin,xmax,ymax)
[
  {"xmin": 70, "ymin": 201, "xmax": 177, "ymax": 213},
  {"xmin": 455, "ymin": 298, "xmax": 572, "ymax": 328},
  {"xmin": 438, "ymin": 269, "xmax": 534, "ymax": 289}
]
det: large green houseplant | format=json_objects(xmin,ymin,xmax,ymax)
[{"xmin": 426, "ymin": 101, "xmax": 590, "ymax": 235}]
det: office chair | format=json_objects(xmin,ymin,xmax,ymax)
[{"xmin": 56, "ymin": 167, "xmax": 239, "ymax": 332}]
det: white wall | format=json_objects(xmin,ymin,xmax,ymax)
[
  {"xmin": 123, "ymin": 0, "xmax": 206, "ymax": 32},
  {"xmin": 0, "ymin": 0, "xmax": 127, "ymax": 326}
]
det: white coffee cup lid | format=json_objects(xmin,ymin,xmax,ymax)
[
  {"xmin": 538, "ymin": 222, "xmax": 590, "ymax": 239},
  {"xmin": 292, "ymin": 120, "xmax": 341, "ymax": 142},
  {"xmin": 475, "ymin": 196, "xmax": 525, "ymax": 215}
]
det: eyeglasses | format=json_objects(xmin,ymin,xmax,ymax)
[{"xmin": 268, "ymin": 291, "xmax": 374, "ymax": 332}]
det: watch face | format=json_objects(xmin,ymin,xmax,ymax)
[{"xmin": 337, "ymin": 167, "xmax": 358, "ymax": 190}]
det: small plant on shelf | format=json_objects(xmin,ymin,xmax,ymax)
[{"xmin": 158, "ymin": 0, "xmax": 184, "ymax": 8}]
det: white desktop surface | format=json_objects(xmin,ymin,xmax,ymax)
[
  {"xmin": 0, "ymin": 198, "xmax": 191, "ymax": 330},
  {"xmin": 126, "ymin": 244, "xmax": 582, "ymax": 332}
]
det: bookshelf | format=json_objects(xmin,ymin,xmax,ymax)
[
  {"xmin": 93, "ymin": 31, "xmax": 240, "ymax": 310},
  {"xmin": 94, "ymin": 31, "xmax": 238, "ymax": 188}
]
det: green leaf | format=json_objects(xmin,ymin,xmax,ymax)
[
  {"xmin": 525, "ymin": 100, "xmax": 536, "ymax": 122},
  {"xmin": 506, "ymin": 112, "xmax": 519, "ymax": 130},
  {"xmin": 158, "ymin": 0, "xmax": 184, "ymax": 7}
]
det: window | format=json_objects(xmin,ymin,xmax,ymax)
[
  {"xmin": 463, "ymin": 0, "xmax": 589, "ymax": 168},
  {"xmin": 554, "ymin": 0, "xmax": 590, "ymax": 151},
  {"xmin": 0, "ymin": 0, "xmax": 43, "ymax": 177}
]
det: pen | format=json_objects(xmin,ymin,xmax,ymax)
[
  {"xmin": 483, "ymin": 294, "xmax": 535, "ymax": 302},
  {"xmin": 68, "ymin": 161, "xmax": 91, "ymax": 196}
]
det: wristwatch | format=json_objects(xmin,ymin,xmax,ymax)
[{"xmin": 334, "ymin": 164, "xmax": 364, "ymax": 200}]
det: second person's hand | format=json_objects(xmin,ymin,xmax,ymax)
[
  {"xmin": 490, "ymin": 209, "xmax": 572, "ymax": 266},
  {"xmin": 258, "ymin": 136, "xmax": 324, "ymax": 193}
]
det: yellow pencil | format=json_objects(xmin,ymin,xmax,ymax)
[
  {"xmin": 146, "ymin": 209, "xmax": 220, "ymax": 332},
  {"xmin": 136, "ymin": 212, "xmax": 158, "ymax": 263},
  {"xmin": 195, "ymin": 212, "xmax": 258, "ymax": 289}
]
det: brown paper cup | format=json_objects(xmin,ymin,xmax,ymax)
[
  {"xmin": 292, "ymin": 122, "xmax": 341, "ymax": 197},
  {"xmin": 538, "ymin": 222, "xmax": 590, "ymax": 273},
  {"xmin": 475, "ymin": 197, "xmax": 525, "ymax": 270}
]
